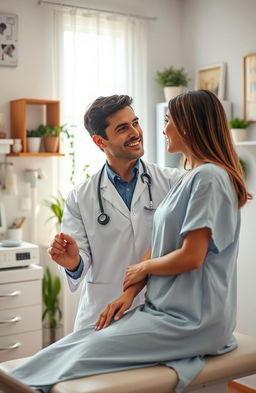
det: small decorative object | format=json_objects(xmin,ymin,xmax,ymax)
[
  {"xmin": 0, "ymin": 13, "xmax": 18, "ymax": 67},
  {"xmin": 27, "ymin": 128, "xmax": 43, "ymax": 153},
  {"xmin": 243, "ymin": 54, "xmax": 256, "ymax": 122},
  {"xmin": 229, "ymin": 117, "xmax": 249, "ymax": 142},
  {"xmin": 12, "ymin": 138, "xmax": 22, "ymax": 153},
  {"xmin": 195, "ymin": 63, "xmax": 226, "ymax": 100},
  {"xmin": 155, "ymin": 66, "xmax": 190, "ymax": 101},
  {"xmin": 42, "ymin": 267, "xmax": 62, "ymax": 347}
]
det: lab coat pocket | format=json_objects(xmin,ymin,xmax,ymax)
[{"xmin": 85, "ymin": 281, "xmax": 122, "ymax": 319}]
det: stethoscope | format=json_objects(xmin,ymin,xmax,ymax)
[{"xmin": 97, "ymin": 159, "xmax": 154, "ymax": 225}]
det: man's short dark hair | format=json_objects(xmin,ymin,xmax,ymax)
[{"xmin": 84, "ymin": 95, "xmax": 133, "ymax": 139}]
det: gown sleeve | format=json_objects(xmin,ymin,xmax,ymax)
[{"xmin": 179, "ymin": 174, "xmax": 238, "ymax": 253}]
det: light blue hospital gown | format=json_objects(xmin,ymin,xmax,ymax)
[{"xmin": 8, "ymin": 164, "xmax": 240, "ymax": 393}]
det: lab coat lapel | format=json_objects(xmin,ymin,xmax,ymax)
[
  {"xmin": 131, "ymin": 164, "xmax": 147, "ymax": 209},
  {"xmin": 100, "ymin": 169, "xmax": 130, "ymax": 218}
]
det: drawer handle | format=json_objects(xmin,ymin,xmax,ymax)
[
  {"xmin": 0, "ymin": 342, "xmax": 21, "ymax": 351},
  {"xmin": 0, "ymin": 290, "xmax": 21, "ymax": 298},
  {"xmin": 0, "ymin": 316, "xmax": 21, "ymax": 324}
]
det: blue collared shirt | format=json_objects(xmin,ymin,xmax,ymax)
[
  {"xmin": 66, "ymin": 160, "xmax": 140, "ymax": 279},
  {"xmin": 105, "ymin": 160, "xmax": 139, "ymax": 210}
]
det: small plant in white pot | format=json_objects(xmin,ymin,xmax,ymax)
[
  {"xmin": 156, "ymin": 66, "xmax": 190, "ymax": 101},
  {"xmin": 26, "ymin": 128, "xmax": 42, "ymax": 153},
  {"xmin": 229, "ymin": 117, "xmax": 249, "ymax": 142}
]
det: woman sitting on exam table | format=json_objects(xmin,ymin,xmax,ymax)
[{"xmin": 6, "ymin": 90, "xmax": 252, "ymax": 393}]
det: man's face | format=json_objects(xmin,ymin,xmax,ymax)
[{"xmin": 99, "ymin": 106, "xmax": 144, "ymax": 161}]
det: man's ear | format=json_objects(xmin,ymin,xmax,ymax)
[{"xmin": 92, "ymin": 135, "xmax": 107, "ymax": 150}]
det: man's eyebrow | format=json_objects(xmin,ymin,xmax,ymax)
[{"xmin": 114, "ymin": 117, "xmax": 139, "ymax": 131}]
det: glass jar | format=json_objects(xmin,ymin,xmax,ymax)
[{"xmin": 12, "ymin": 138, "xmax": 23, "ymax": 153}]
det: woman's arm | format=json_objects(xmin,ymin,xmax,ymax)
[{"xmin": 123, "ymin": 227, "xmax": 211, "ymax": 290}]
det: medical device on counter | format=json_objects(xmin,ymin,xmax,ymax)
[{"xmin": 0, "ymin": 241, "xmax": 39, "ymax": 269}]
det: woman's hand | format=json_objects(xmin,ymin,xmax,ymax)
[
  {"xmin": 123, "ymin": 262, "xmax": 148, "ymax": 291},
  {"xmin": 95, "ymin": 292, "xmax": 134, "ymax": 330}
]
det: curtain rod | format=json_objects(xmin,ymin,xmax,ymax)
[{"xmin": 38, "ymin": 0, "xmax": 157, "ymax": 21}]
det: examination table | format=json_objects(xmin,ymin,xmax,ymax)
[{"xmin": 0, "ymin": 332, "xmax": 256, "ymax": 393}]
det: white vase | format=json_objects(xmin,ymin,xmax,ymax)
[
  {"xmin": 230, "ymin": 128, "xmax": 247, "ymax": 142},
  {"xmin": 164, "ymin": 86, "xmax": 184, "ymax": 102},
  {"xmin": 27, "ymin": 137, "xmax": 41, "ymax": 153},
  {"xmin": 12, "ymin": 138, "xmax": 22, "ymax": 153}
]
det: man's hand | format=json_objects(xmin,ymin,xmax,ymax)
[
  {"xmin": 48, "ymin": 232, "xmax": 80, "ymax": 271},
  {"xmin": 123, "ymin": 262, "xmax": 148, "ymax": 291},
  {"xmin": 95, "ymin": 292, "xmax": 134, "ymax": 330}
]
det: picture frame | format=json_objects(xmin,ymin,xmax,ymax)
[
  {"xmin": 0, "ymin": 13, "xmax": 18, "ymax": 67},
  {"xmin": 243, "ymin": 54, "xmax": 256, "ymax": 122},
  {"xmin": 195, "ymin": 63, "xmax": 226, "ymax": 100}
]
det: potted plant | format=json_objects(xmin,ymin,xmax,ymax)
[
  {"xmin": 41, "ymin": 124, "xmax": 63, "ymax": 153},
  {"xmin": 42, "ymin": 267, "xmax": 63, "ymax": 347},
  {"xmin": 156, "ymin": 66, "xmax": 190, "ymax": 101},
  {"xmin": 43, "ymin": 191, "xmax": 65, "ymax": 233},
  {"xmin": 26, "ymin": 128, "xmax": 43, "ymax": 153},
  {"xmin": 229, "ymin": 117, "xmax": 249, "ymax": 142}
]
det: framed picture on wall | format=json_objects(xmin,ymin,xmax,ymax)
[
  {"xmin": 195, "ymin": 63, "xmax": 226, "ymax": 100},
  {"xmin": 0, "ymin": 13, "xmax": 18, "ymax": 67},
  {"xmin": 243, "ymin": 54, "xmax": 256, "ymax": 122}
]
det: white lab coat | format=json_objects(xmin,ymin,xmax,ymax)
[{"xmin": 61, "ymin": 161, "xmax": 181, "ymax": 331}]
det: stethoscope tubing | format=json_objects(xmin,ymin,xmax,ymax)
[{"xmin": 97, "ymin": 159, "xmax": 153, "ymax": 225}]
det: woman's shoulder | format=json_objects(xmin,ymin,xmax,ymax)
[{"xmin": 191, "ymin": 163, "xmax": 231, "ymax": 190}]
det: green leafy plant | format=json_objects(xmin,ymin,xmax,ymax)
[
  {"xmin": 156, "ymin": 66, "xmax": 190, "ymax": 87},
  {"xmin": 61, "ymin": 124, "xmax": 76, "ymax": 184},
  {"xmin": 83, "ymin": 164, "xmax": 91, "ymax": 179},
  {"xmin": 42, "ymin": 267, "xmax": 62, "ymax": 329},
  {"xmin": 43, "ymin": 191, "xmax": 65, "ymax": 224},
  {"xmin": 229, "ymin": 118, "xmax": 249, "ymax": 129},
  {"xmin": 27, "ymin": 129, "xmax": 42, "ymax": 137}
]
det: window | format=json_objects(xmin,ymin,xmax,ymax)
[{"xmin": 53, "ymin": 9, "xmax": 147, "ymax": 191}]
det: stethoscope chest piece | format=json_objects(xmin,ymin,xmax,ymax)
[{"xmin": 97, "ymin": 212, "xmax": 110, "ymax": 225}]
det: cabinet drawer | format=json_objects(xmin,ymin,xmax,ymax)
[
  {"xmin": 0, "ymin": 330, "xmax": 42, "ymax": 362},
  {"xmin": 0, "ymin": 280, "xmax": 41, "ymax": 310},
  {"xmin": 0, "ymin": 305, "xmax": 42, "ymax": 337}
]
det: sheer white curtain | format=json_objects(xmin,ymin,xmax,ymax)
[{"xmin": 53, "ymin": 9, "xmax": 148, "ymax": 191}]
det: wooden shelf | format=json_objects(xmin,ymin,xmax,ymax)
[
  {"xmin": 10, "ymin": 98, "xmax": 61, "ymax": 155},
  {"xmin": 7, "ymin": 152, "xmax": 65, "ymax": 157}
]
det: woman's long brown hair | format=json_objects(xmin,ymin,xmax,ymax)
[{"xmin": 168, "ymin": 89, "xmax": 252, "ymax": 208}]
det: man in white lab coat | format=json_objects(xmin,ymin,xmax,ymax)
[{"xmin": 48, "ymin": 95, "xmax": 181, "ymax": 331}]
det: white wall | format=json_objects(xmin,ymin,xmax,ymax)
[{"xmin": 183, "ymin": 0, "xmax": 256, "ymax": 387}]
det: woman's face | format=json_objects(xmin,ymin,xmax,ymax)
[{"xmin": 163, "ymin": 112, "xmax": 187, "ymax": 154}]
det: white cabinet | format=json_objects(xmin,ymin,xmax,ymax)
[
  {"xmin": 0, "ymin": 264, "xmax": 43, "ymax": 361},
  {"xmin": 156, "ymin": 102, "xmax": 182, "ymax": 168}
]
